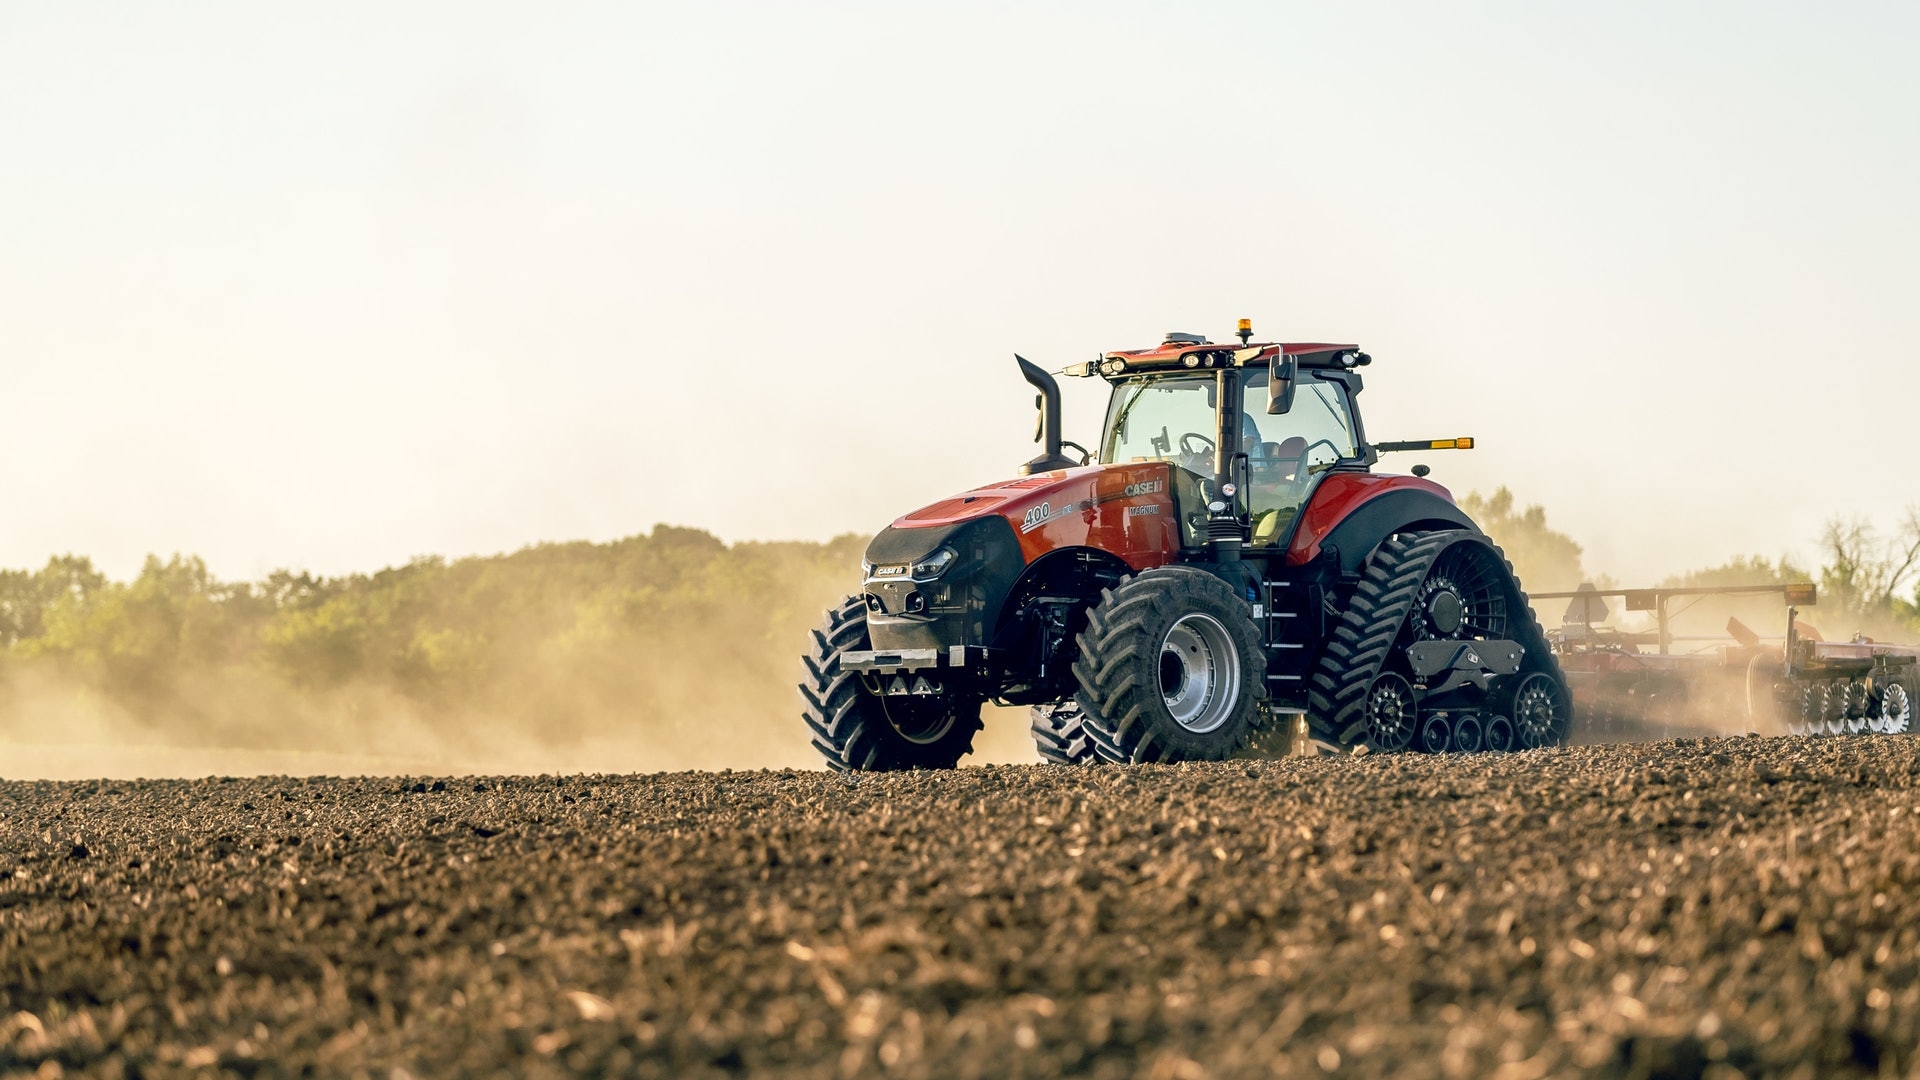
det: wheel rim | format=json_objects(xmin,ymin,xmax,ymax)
[
  {"xmin": 1159, "ymin": 612, "xmax": 1241, "ymax": 734},
  {"xmin": 1418, "ymin": 714, "xmax": 1452, "ymax": 754},
  {"xmin": 881, "ymin": 695, "xmax": 959, "ymax": 745},
  {"xmin": 1364, "ymin": 672, "xmax": 1418, "ymax": 752},
  {"xmin": 1452, "ymin": 714, "xmax": 1485, "ymax": 753},
  {"xmin": 1512, "ymin": 673, "xmax": 1567, "ymax": 749},
  {"xmin": 1879, "ymin": 682, "xmax": 1911, "ymax": 734},
  {"xmin": 1485, "ymin": 715, "xmax": 1516, "ymax": 753},
  {"xmin": 1409, "ymin": 543, "xmax": 1512, "ymax": 643}
]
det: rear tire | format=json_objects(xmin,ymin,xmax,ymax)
[
  {"xmin": 800, "ymin": 596, "xmax": 982, "ymax": 772},
  {"xmin": 1073, "ymin": 567, "xmax": 1266, "ymax": 764},
  {"xmin": 1030, "ymin": 702, "xmax": 1097, "ymax": 764}
]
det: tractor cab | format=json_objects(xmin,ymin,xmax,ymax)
[{"xmin": 1090, "ymin": 337, "xmax": 1368, "ymax": 548}]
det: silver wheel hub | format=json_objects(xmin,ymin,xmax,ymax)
[{"xmin": 1159, "ymin": 612, "xmax": 1241, "ymax": 734}]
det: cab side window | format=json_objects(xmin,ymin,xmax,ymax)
[{"xmin": 1239, "ymin": 374, "xmax": 1359, "ymax": 545}]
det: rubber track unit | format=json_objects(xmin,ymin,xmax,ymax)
[
  {"xmin": 1073, "ymin": 566, "xmax": 1266, "ymax": 765},
  {"xmin": 1305, "ymin": 531, "xmax": 1567, "ymax": 753},
  {"xmin": 1029, "ymin": 702, "xmax": 1097, "ymax": 765},
  {"xmin": 800, "ymin": 596, "xmax": 981, "ymax": 772}
]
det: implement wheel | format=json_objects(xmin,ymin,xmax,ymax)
[
  {"xmin": 1881, "ymin": 676, "xmax": 1912, "ymax": 734},
  {"xmin": 800, "ymin": 596, "xmax": 982, "ymax": 772},
  {"xmin": 1073, "ymin": 567, "xmax": 1266, "ymax": 764}
]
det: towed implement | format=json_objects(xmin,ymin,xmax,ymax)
[
  {"xmin": 1544, "ymin": 583, "xmax": 1918, "ymax": 739},
  {"xmin": 799, "ymin": 322, "xmax": 1572, "ymax": 769}
]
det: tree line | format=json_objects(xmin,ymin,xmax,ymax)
[{"xmin": 2, "ymin": 494, "xmax": 1915, "ymax": 768}]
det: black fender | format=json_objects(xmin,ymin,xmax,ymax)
[
  {"xmin": 990, "ymin": 546, "xmax": 1135, "ymax": 643},
  {"xmin": 1318, "ymin": 489, "xmax": 1479, "ymax": 578}
]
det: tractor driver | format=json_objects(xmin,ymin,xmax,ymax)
[
  {"xmin": 1197, "ymin": 415, "xmax": 1309, "ymax": 495},
  {"xmin": 1245, "ymin": 427, "xmax": 1312, "ymax": 547}
]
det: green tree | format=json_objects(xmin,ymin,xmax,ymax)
[
  {"xmin": 0, "ymin": 555, "xmax": 106, "ymax": 647},
  {"xmin": 1457, "ymin": 488, "xmax": 1587, "ymax": 592}
]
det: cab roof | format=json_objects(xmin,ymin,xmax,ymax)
[
  {"xmin": 1067, "ymin": 340, "xmax": 1369, "ymax": 380},
  {"xmin": 1104, "ymin": 340, "xmax": 1360, "ymax": 365}
]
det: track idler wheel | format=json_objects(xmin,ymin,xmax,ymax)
[
  {"xmin": 1509, "ymin": 672, "xmax": 1570, "ymax": 749},
  {"xmin": 1417, "ymin": 713, "xmax": 1452, "ymax": 754},
  {"xmin": 1362, "ymin": 672, "xmax": 1419, "ymax": 752}
]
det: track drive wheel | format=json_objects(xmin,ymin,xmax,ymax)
[
  {"xmin": 800, "ymin": 596, "xmax": 982, "ymax": 772},
  {"xmin": 1073, "ymin": 566, "xmax": 1266, "ymax": 764},
  {"xmin": 1030, "ymin": 701, "xmax": 1097, "ymax": 764},
  {"xmin": 1306, "ymin": 531, "xmax": 1569, "ymax": 753}
]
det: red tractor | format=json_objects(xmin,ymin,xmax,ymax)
[{"xmin": 800, "ymin": 322, "xmax": 1570, "ymax": 769}]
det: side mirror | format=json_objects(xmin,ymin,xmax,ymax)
[{"xmin": 1266, "ymin": 355, "xmax": 1296, "ymax": 415}]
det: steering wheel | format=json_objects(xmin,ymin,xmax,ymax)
[{"xmin": 1175, "ymin": 431, "xmax": 1216, "ymax": 475}]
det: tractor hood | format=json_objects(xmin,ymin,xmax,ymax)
[
  {"xmin": 879, "ymin": 463, "xmax": 1186, "ymax": 571},
  {"xmin": 860, "ymin": 463, "xmax": 1188, "ymax": 656}
]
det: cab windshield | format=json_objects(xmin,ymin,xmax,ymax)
[{"xmin": 1100, "ymin": 370, "xmax": 1360, "ymax": 545}]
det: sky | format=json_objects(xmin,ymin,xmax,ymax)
[{"xmin": 2, "ymin": 1, "xmax": 1917, "ymax": 586}]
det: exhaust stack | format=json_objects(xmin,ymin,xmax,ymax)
[{"xmin": 1017, "ymin": 355, "xmax": 1078, "ymax": 475}]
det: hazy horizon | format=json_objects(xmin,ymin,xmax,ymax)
[{"xmin": 5, "ymin": 2, "xmax": 1917, "ymax": 588}]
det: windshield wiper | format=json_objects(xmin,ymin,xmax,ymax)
[{"xmin": 1106, "ymin": 384, "xmax": 1150, "ymax": 459}]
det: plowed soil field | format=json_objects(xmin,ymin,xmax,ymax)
[{"xmin": 5, "ymin": 737, "xmax": 1919, "ymax": 1079}]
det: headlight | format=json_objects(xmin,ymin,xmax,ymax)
[{"xmin": 910, "ymin": 547, "xmax": 958, "ymax": 581}]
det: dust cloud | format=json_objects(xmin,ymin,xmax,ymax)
[
  {"xmin": 2, "ymin": 489, "xmax": 1900, "ymax": 780},
  {"xmin": 0, "ymin": 528, "xmax": 935, "ymax": 779}
]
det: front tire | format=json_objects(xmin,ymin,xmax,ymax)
[
  {"xmin": 800, "ymin": 596, "xmax": 982, "ymax": 772},
  {"xmin": 1030, "ymin": 702, "xmax": 1098, "ymax": 764},
  {"xmin": 1073, "ymin": 567, "xmax": 1266, "ymax": 764}
]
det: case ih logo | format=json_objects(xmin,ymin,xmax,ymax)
[{"xmin": 1123, "ymin": 480, "xmax": 1164, "ymax": 497}]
